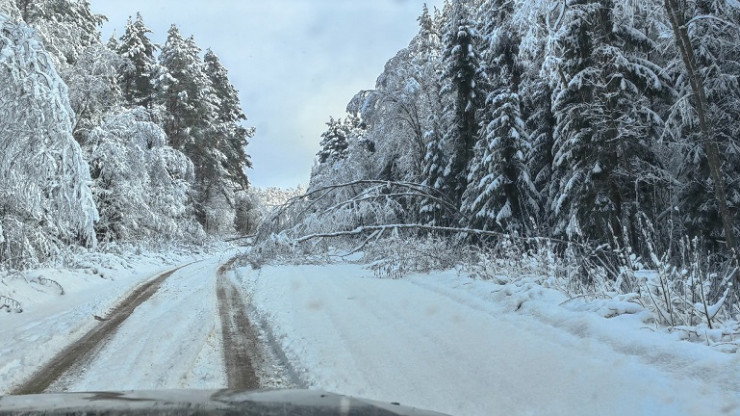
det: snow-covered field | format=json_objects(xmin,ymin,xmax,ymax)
[{"xmin": 235, "ymin": 263, "xmax": 740, "ymax": 416}]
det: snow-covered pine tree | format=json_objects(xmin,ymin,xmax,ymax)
[
  {"xmin": 0, "ymin": 15, "xmax": 98, "ymax": 265},
  {"xmin": 117, "ymin": 13, "xmax": 158, "ymax": 108},
  {"xmin": 550, "ymin": 0, "xmax": 670, "ymax": 246},
  {"xmin": 192, "ymin": 49, "xmax": 256, "ymax": 233},
  {"xmin": 436, "ymin": 0, "xmax": 485, "ymax": 209},
  {"xmin": 317, "ymin": 116, "xmax": 351, "ymax": 164},
  {"xmin": 419, "ymin": 137, "xmax": 448, "ymax": 226},
  {"xmin": 156, "ymin": 25, "xmax": 215, "ymax": 150},
  {"xmin": 203, "ymin": 49, "xmax": 253, "ymax": 188},
  {"xmin": 521, "ymin": 77, "xmax": 555, "ymax": 227},
  {"xmin": 668, "ymin": 0, "xmax": 740, "ymax": 247},
  {"xmin": 106, "ymin": 31, "xmax": 118, "ymax": 50},
  {"xmin": 157, "ymin": 25, "xmax": 234, "ymax": 232}
]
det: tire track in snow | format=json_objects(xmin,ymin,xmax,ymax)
[
  {"xmin": 216, "ymin": 263, "xmax": 260, "ymax": 390},
  {"xmin": 10, "ymin": 263, "xmax": 195, "ymax": 395}
]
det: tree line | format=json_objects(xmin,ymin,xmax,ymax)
[
  {"xmin": 310, "ymin": 0, "xmax": 740, "ymax": 265},
  {"xmin": 0, "ymin": 0, "xmax": 254, "ymax": 267}
]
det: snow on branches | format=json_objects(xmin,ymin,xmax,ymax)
[
  {"xmin": 87, "ymin": 107, "xmax": 202, "ymax": 242},
  {"xmin": 0, "ymin": 15, "xmax": 98, "ymax": 266}
]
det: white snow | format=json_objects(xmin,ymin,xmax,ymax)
[
  {"xmin": 0, "ymin": 248, "xmax": 213, "ymax": 393},
  {"xmin": 4, "ymin": 253, "xmax": 740, "ymax": 416},
  {"xmin": 235, "ymin": 263, "xmax": 740, "ymax": 416},
  {"xmin": 61, "ymin": 254, "xmax": 237, "ymax": 391}
]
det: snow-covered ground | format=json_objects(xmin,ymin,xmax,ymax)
[
  {"xmin": 59, "ymin": 254, "xmax": 236, "ymax": 391},
  {"xmin": 0, "ymin": 247, "xmax": 219, "ymax": 393},
  {"xmin": 235, "ymin": 263, "xmax": 740, "ymax": 416},
  {"xmin": 4, "ymin": 251, "xmax": 740, "ymax": 416}
]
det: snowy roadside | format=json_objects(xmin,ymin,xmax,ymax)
[
  {"xmin": 234, "ymin": 262, "xmax": 740, "ymax": 416},
  {"xmin": 0, "ymin": 244, "xmax": 219, "ymax": 394}
]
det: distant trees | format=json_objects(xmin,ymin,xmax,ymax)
[{"xmin": 154, "ymin": 26, "xmax": 254, "ymax": 232}]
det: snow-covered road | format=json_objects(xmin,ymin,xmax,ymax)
[
  {"xmin": 56, "ymin": 258, "xmax": 224, "ymax": 391},
  {"xmin": 3, "ymin": 252, "xmax": 244, "ymax": 394},
  {"xmin": 237, "ymin": 263, "xmax": 740, "ymax": 416},
  {"xmin": 4, "ymin": 254, "xmax": 740, "ymax": 416}
]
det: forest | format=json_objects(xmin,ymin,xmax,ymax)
[
  {"xmin": 252, "ymin": 0, "xmax": 740, "ymax": 333},
  {"xmin": 1, "ymin": 0, "xmax": 739, "ymax": 337},
  {"xmin": 292, "ymin": 0, "xmax": 740, "ymax": 269},
  {"xmin": 0, "ymin": 0, "xmax": 255, "ymax": 268}
]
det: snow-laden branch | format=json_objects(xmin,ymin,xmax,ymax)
[
  {"xmin": 272, "ymin": 179, "xmax": 468, "ymax": 223},
  {"xmin": 294, "ymin": 223, "xmax": 601, "ymax": 253}
]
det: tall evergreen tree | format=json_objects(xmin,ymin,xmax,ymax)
[
  {"xmin": 522, "ymin": 78, "xmax": 555, "ymax": 226},
  {"xmin": 436, "ymin": 0, "xmax": 485, "ymax": 208},
  {"xmin": 550, "ymin": 0, "xmax": 670, "ymax": 245},
  {"xmin": 204, "ymin": 50, "xmax": 253, "ymax": 188},
  {"xmin": 462, "ymin": 30, "xmax": 538, "ymax": 233},
  {"xmin": 117, "ymin": 13, "xmax": 158, "ymax": 107},
  {"xmin": 155, "ymin": 25, "xmax": 216, "ymax": 149},
  {"xmin": 156, "ymin": 26, "xmax": 223, "ymax": 227},
  {"xmin": 669, "ymin": 0, "xmax": 740, "ymax": 246}
]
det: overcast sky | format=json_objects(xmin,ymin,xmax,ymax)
[{"xmin": 90, "ymin": 0, "xmax": 444, "ymax": 189}]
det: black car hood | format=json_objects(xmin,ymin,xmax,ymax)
[{"xmin": 0, "ymin": 389, "xmax": 450, "ymax": 415}]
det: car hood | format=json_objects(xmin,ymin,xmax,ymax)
[{"xmin": 0, "ymin": 389, "xmax": 450, "ymax": 415}]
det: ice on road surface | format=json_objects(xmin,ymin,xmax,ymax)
[{"xmin": 237, "ymin": 264, "xmax": 740, "ymax": 416}]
